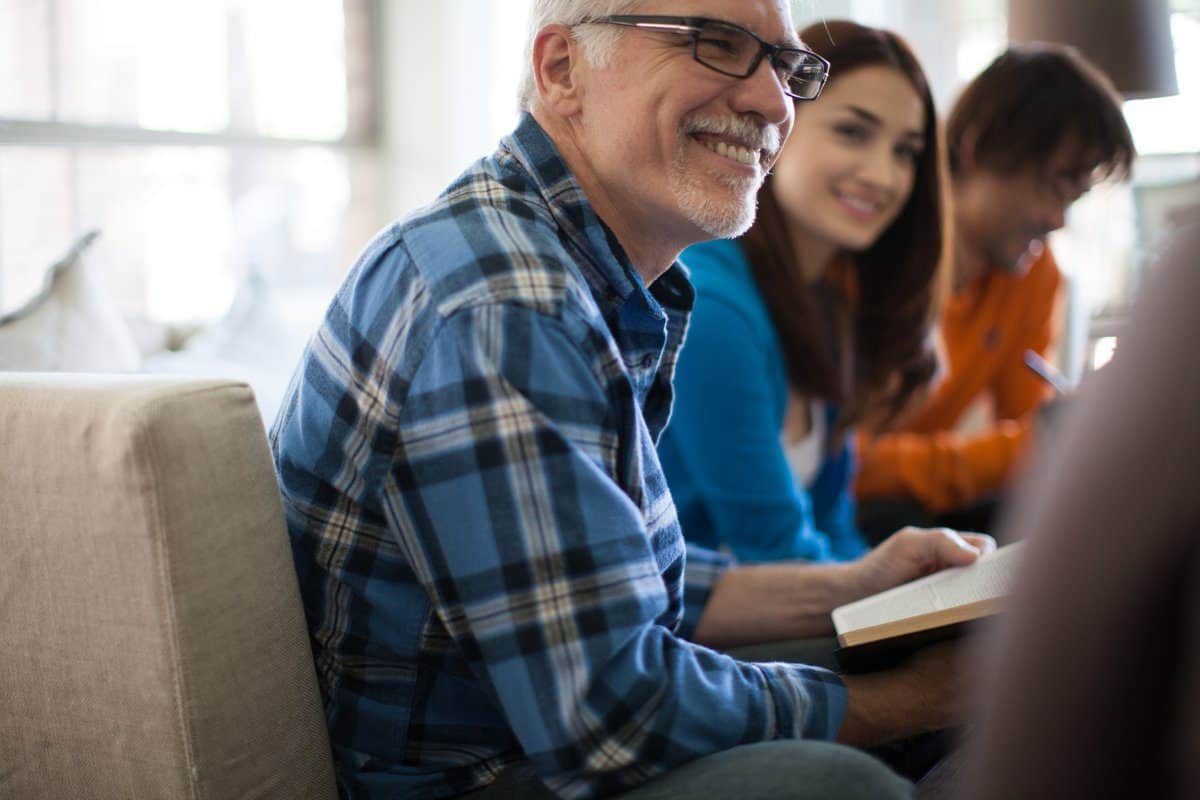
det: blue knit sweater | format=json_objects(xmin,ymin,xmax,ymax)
[{"xmin": 658, "ymin": 238, "xmax": 868, "ymax": 563}]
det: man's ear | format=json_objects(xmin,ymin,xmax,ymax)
[{"xmin": 532, "ymin": 24, "xmax": 584, "ymax": 117}]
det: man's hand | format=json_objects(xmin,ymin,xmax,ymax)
[
  {"xmin": 834, "ymin": 528, "xmax": 996, "ymax": 745},
  {"xmin": 692, "ymin": 528, "xmax": 994, "ymax": 649},
  {"xmin": 849, "ymin": 526, "xmax": 996, "ymax": 601},
  {"xmin": 837, "ymin": 640, "xmax": 967, "ymax": 746}
]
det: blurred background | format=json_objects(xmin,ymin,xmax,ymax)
[{"xmin": 1, "ymin": 0, "xmax": 1197, "ymax": 417}]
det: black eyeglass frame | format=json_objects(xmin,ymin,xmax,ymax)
[{"xmin": 579, "ymin": 14, "xmax": 830, "ymax": 101}]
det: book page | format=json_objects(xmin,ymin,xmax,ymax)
[{"xmin": 833, "ymin": 542, "xmax": 1023, "ymax": 635}]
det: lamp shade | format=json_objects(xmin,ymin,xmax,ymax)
[{"xmin": 1008, "ymin": 0, "xmax": 1178, "ymax": 99}]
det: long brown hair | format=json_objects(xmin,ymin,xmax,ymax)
[{"xmin": 740, "ymin": 19, "xmax": 949, "ymax": 430}]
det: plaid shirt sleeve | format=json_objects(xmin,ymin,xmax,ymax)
[
  {"xmin": 382, "ymin": 298, "xmax": 846, "ymax": 798},
  {"xmin": 679, "ymin": 543, "xmax": 731, "ymax": 640}
]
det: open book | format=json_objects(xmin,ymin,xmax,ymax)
[{"xmin": 832, "ymin": 542, "xmax": 1023, "ymax": 673}]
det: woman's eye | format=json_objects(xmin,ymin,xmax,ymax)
[
  {"xmin": 896, "ymin": 144, "xmax": 923, "ymax": 163},
  {"xmin": 834, "ymin": 124, "xmax": 868, "ymax": 142}
]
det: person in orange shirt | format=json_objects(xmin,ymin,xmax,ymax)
[{"xmin": 856, "ymin": 43, "xmax": 1135, "ymax": 535}]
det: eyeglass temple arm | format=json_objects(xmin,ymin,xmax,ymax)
[{"xmin": 605, "ymin": 20, "xmax": 702, "ymax": 34}]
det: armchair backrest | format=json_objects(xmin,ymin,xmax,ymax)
[{"xmin": 0, "ymin": 373, "xmax": 337, "ymax": 799}]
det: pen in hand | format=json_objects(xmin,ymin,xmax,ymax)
[{"xmin": 1023, "ymin": 349, "xmax": 1072, "ymax": 396}]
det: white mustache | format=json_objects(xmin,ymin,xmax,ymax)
[{"xmin": 681, "ymin": 114, "xmax": 782, "ymax": 162}]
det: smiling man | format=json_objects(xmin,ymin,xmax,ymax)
[
  {"xmin": 271, "ymin": 2, "xmax": 991, "ymax": 798},
  {"xmin": 856, "ymin": 43, "xmax": 1136, "ymax": 532}
]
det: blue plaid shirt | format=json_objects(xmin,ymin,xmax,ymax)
[{"xmin": 270, "ymin": 114, "xmax": 847, "ymax": 799}]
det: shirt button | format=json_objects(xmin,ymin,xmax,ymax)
[{"xmin": 641, "ymin": 354, "xmax": 655, "ymax": 369}]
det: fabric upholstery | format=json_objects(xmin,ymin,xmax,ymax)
[{"xmin": 0, "ymin": 373, "xmax": 336, "ymax": 799}]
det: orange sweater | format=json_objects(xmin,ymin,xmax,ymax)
[{"xmin": 856, "ymin": 248, "xmax": 1063, "ymax": 513}]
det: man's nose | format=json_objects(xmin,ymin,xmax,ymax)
[{"xmin": 729, "ymin": 57, "xmax": 793, "ymax": 130}]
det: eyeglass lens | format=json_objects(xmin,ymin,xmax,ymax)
[{"xmin": 693, "ymin": 21, "xmax": 824, "ymax": 99}]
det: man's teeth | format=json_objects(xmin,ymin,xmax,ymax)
[{"xmin": 703, "ymin": 138, "xmax": 759, "ymax": 166}]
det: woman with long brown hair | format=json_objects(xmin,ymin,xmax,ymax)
[{"xmin": 658, "ymin": 19, "xmax": 949, "ymax": 562}]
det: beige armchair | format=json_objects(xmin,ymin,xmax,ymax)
[{"xmin": 0, "ymin": 374, "xmax": 337, "ymax": 799}]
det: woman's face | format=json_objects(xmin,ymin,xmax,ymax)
[{"xmin": 771, "ymin": 64, "xmax": 926, "ymax": 254}]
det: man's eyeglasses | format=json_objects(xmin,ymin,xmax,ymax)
[{"xmin": 580, "ymin": 15, "xmax": 830, "ymax": 101}]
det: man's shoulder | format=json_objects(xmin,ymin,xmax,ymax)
[
  {"xmin": 301, "ymin": 170, "xmax": 614, "ymax": 422},
  {"xmin": 393, "ymin": 159, "xmax": 590, "ymax": 321}
]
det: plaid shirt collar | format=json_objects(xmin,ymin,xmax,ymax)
[{"xmin": 503, "ymin": 113, "xmax": 695, "ymax": 387}]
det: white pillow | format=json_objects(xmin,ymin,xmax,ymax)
[
  {"xmin": 141, "ymin": 273, "xmax": 335, "ymax": 425},
  {"xmin": 0, "ymin": 231, "xmax": 141, "ymax": 372}
]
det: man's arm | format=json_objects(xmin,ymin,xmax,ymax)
[
  {"xmin": 695, "ymin": 527, "xmax": 995, "ymax": 744},
  {"xmin": 836, "ymin": 640, "xmax": 965, "ymax": 746},
  {"xmin": 855, "ymin": 254, "xmax": 1064, "ymax": 513},
  {"xmin": 694, "ymin": 526, "xmax": 992, "ymax": 648},
  {"xmin": 855, "ymin": 424, "xmax": 1033, "ymax": 513},
  {"xmin": 692, "ymin": 560, "xmax": 859, "ymax": 648},
  {"xmin": 991, "ymin": 251, "xmax": 1063, "ymax": 420}
]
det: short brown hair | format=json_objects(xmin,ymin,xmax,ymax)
[{"xmin": 948, "ymin": 43, "xmax": 1135, "ymax": 182}]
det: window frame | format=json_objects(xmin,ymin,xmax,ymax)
[{"xmin": 0, "ymin": 0, "xmax": 380, "ymax": 318}]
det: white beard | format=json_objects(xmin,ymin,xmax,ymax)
[{"xmin": 667, "ymin": 136, "xmax": 763, "ymax": 240}]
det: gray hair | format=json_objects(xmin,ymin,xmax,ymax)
[{"xmin": 517, "ymin": 0, "xmax": 644, "ymax": 112}]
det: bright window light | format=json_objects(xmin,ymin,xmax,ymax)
[
  {"xmin": 0, "ymin": 1, "xmax": 373, "ymax": 322},
  {"xmin": 1092, "ymin": 336, "xmax": 1119, "ymax": 371},
  {"xmin": 238, "ymin": 0, "xmax": 349, "ymax": 140},
  {"xmin": 57, "ymin": 0, "xmax": 230, "ymax": 132},
  {"xmin": 1124, "ymin": 14, "xmax": 1200, "ymax": 155},
  {"xmin": 0, "ymin": 0, "xmax": 53, "ymax": 118}
]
